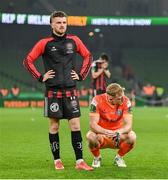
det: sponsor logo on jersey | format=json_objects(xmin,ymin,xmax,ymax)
[
  {"xmin": 51, "ymin": 46, "xmax": 57, "ymax": 51},
  {"xmin": 66, "ymin": 42, "xmax": 74, "ymax": 53}
]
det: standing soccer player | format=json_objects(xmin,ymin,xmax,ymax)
[
  {"xmin": 23, "ymin": 11, "xmax": 93, "ymax": 171},
  {"xmin": 91, "ymin": 53, "xmax": 111, "ymax": 97},
  {"xmin": 86, "ymin": 83, "xmax": 136, "ymax": 168}
]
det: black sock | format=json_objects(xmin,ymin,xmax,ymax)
[
  {"xmin": 71, "ymin": 131, "xmax": 83, "ymax": 160},
  {"xmin": 49, "ymin": 133, "xmax": 60, "ymax": 160}
]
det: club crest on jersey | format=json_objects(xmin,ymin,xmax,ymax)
[
  {"xmin": 50, "ymin": 103, "xmax": 59, "ymax": 112},
  {"xmin": 116, "ymin": 109, "xmax": 122, "ymax": 115},
  {"xmin": 66, "ymin": 42, "xmax": 74, "ymax": 53}
]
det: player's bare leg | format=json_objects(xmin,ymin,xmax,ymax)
[
  {"xmin": 115, "ymin": 131, "xmax": 136, "ymax": 167},
  {"xmin": 86, "ymin": 131, "xmax": 101, "ymax": 168},
  {"xmin": 49, "ymin": 118, "xmax": 64, "ymax": 170}
]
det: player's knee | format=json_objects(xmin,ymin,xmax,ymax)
[
  {"xmin": 128, "ymin": 131, "xmax": 137, "ymax": 144},
  {"xmin": 69, "ymin": 118, "xmax": 80, "ymax": 131},
  {"xmin": 70, "ymin": 122, "xmax": 80, "ymax": 131},
  {"xmin": 86, "ymin": 131, "xmax": 97, "ymax": 143},
  {"xmin": 49, "ymin": 123, "xmax": 59, "ymax": 133}
]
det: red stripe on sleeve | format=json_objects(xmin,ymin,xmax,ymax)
[{"xmin": 23, "ymin": 37, "xmax": 53, "ymax": 80}]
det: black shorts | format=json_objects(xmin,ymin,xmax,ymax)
[{"xmin": 44, "ymin": 89, "xmax": 81, "ymax": 119}]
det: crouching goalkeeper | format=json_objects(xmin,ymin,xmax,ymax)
[{"xmin": 86, "ymin": 83, "xmax": 136, "ymax": 168}]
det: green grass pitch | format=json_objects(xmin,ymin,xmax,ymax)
[{"xmin": 0, "ymin": 107, "xmax": 168, "ymax": 179}]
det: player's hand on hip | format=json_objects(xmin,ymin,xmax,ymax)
[
  {"xmin": 71, "ymin": 70, "xmax": 79, "ymax": 80},
  {"xmin": 43, "ymin": 70, "xmax": 55, "ymax": 82}
]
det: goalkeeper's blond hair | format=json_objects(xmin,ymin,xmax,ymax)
[{"xmin": 106, "ymin": 83, "xmax": 125, "ymax": 97}]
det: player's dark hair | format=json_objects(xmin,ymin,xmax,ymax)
[
  {"xmin": 50, "ymin": 11, "xmax": 67, "ymax": 23},
  {"xmin": 100, "ymin": 53, "xmax": 109, "ymax": 62}
]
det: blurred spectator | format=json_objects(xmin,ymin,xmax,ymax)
[
  {"xmin": 80, "ymin": 86, "xmax": 88, "ymax": 96},
  {"xmin": 77, "ymin": 86, "xmax": 91, "ymax": 107},
  {"xmin": 122, "ymin": 64, "xmax": 134, "ymax": 81},
  {"xmin": 0, "ymin": 88, "xmax": 9, "ymax": 97},
  {"xmin": 155, "ymin": 86, "xmax": 164, "ymax": 106},
  {"xmin": 130, "ymin": 89, "xmax": 136, "ymax": 107},
  {"xmin": 88, "ymin": 88, "xmax": 93, "ymax": 97},
  {"xmin": 142, "ymin": 83, "xmax": 156, "ymax": 105},
  {"xmin": 91, "ymin": 53, "xmax": 111, "ymax": 97},
  {"xmin": 11, "ymin": 84, "xmax": 20, "ymax": 98}
]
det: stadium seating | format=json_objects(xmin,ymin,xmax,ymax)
[{"xmin": 122, "ymin": 48, "xmax": 168, "ymax": 90}]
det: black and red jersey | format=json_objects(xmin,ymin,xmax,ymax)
[
  {"xmin": 23, "ymin": 33, "xmax": 92, "ymax": 90},
  {"xmin": 91, "ymin": 61, "xmax": 106, "ymax": 91}
]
